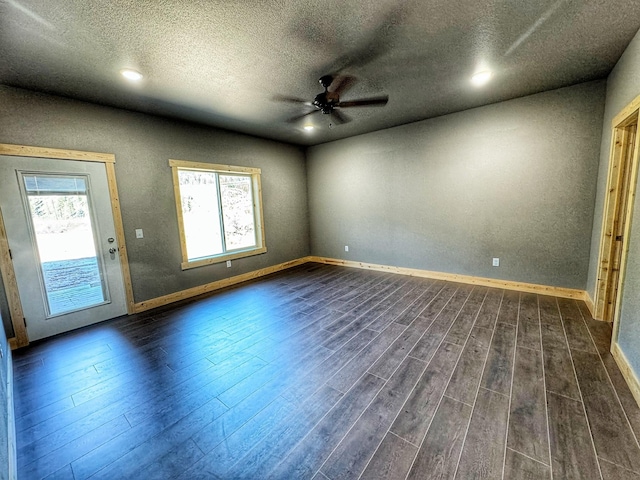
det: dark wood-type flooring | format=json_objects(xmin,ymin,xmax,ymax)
[{"xmin": 12, "ymin": 263, "xmax": 640, "ymax": 479}]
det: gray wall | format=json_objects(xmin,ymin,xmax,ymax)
[
  {"xmin": 307, "ymin": 81, "xmax": 606, "ymax": 290},
  {"xmin": 0, "ymin": 86, "xmax": 310, "ymax": 303},
  {"xmin": 589, "ymin": 29, "xmax": 640, "ymax": 377}
]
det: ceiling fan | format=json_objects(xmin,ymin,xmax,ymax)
[{"xmin": 277, "ymin": 75, "xmax": 389, "ymax": 125}]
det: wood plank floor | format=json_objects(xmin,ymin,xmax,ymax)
[{"xmin": 12, "ymin": 263, "xmax": 640, "ymax": 479}]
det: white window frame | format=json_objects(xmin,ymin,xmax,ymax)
[{"xmin": 169, "ymin": 159, "xmax": 266, "ymax": 270}]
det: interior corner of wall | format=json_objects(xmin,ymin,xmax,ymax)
[{"xmin": 583, "ymin": 290, "xmax": 596, "ymax": 318}]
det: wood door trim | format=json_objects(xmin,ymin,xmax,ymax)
[
  {"xmin": 0, "ymin": 143, "xmax": 115, "ymax": 163},
  {"xmin": 594, "ymin": 95, "xmax": 640, "ymax": 323},
  {"xmin": 0, "ymin": 144, "xmax": 135, "ymax": 347},
  {"xmin": 613, "ymin": 95, "xmax": 640, "ymax": 127},
  {"xmin": 105, "ymin": 162, "xmax": 135, "ymax": 314},
  {"xmin": 612, "ymin": 116, "xmax": 640, "ymax": 342},
  {"xmin": 0, "ymin": 209, "xmax": 28, "ymax": 348},
  {"xmin": 594, "ymin": 127, "xmax": 628, "ymax": 319}
]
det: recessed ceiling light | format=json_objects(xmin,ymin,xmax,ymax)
[
  {"xmin": 471, "ymin": 70, "xmax": 492, "ymax": 86},
  {"xmin": 303, "ymin": 125, "xmax": 314, "ymax": 131},
  {"xmin": 120, "ymin": 68, "xmax": 143, "ymax": 81}
]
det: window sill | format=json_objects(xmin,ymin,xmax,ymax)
[{"xmin": 180, "ymin": 246, "xmax": 267, "ymax": 270}]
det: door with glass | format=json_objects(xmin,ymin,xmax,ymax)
[{"xmin": 0, "ymin": 156, "xmax": 127, "ymax": 341}]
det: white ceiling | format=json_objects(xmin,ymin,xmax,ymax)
[{"xmin": 1, "ymin": 0, "xmax": 639, "ymax": 146}]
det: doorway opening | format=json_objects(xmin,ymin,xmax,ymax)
[{"xmin": 594, "ymin": 106, "xmax": 640, "ymax": 327}]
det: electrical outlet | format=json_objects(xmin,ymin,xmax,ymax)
[
  {"xmin": 345, "ymin": 245, "xmax": 349, "ymax": 252},
  {"xmin": 492, "ymin": 257, "xmax": 500, "ymax": 267},
  {"xmin": 135, "ymin": 229, "xmax": 144, "ymax": 239},
  {"xmin": 226, "ymin": 260, "xmax": 232, "ymax": 268}
]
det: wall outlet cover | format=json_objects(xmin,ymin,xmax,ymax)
[
  {"xmin": 492, "ymin": 257, "xmax": 500, "ymax": 267},
  {"xmin": 226, "ymin": 260, "xmax": 232, "ymax": 267},
  {"xmin": 135, "ymin": 229, "xmax": 144, "ymax": 239},
  {"xmin": 345, "ymin": 245, "xmax": 349, "ymax": 252}
]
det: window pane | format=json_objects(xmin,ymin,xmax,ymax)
[
  {"xmin": 219, "ymin": 175, "xmax": 256, "ymax": 250},
  {"xmin": 24, "ymin": 175, "xmax": 87, "ymax": 195},
  {"xmin": 178, "ymin": 170, "xmax": 223, "ymax": 260},
  {"xmin": 25, "ymin": 182, "xmax": 107, "ymax": 316}
]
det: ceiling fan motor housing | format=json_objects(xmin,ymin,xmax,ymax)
[{"xmin": 313, "ymin": 91, "xmax": 340, "ymax": 114}]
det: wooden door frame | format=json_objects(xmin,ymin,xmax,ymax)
[
  {"xmin": 0, "ymin": 208, "xmax": 28, "ymax": 349},
  {"xmin": 594, "ymin": 95, "xmax": 640, "ymax": 338},
  {"xmin": 0, "ymin": 143, "xmax": 135, "ymax": 348}
]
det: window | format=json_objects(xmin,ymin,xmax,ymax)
[
  {"xmin": 20, "ymin": 174, "xmax": 109, "ymax": 316},
  {"xmin": 169, "ymin": 159, "xmax": 266, "ymax": 269}
]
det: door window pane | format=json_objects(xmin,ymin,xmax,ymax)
[
  {"xmin": 24, "ymin": 175, "xmax": 87, "ymax": 194},
  {"xmin": 23, "ymin": 175, "xmax": 108, "ymax": 316}
]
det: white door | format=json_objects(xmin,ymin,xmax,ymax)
[{"xmin": 0, "ymin": 156, "xmax": 127, "ymax": 341}]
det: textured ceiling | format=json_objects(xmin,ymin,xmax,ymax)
[{"xmin": 1, "ymin": 0, "xmax": 640, "ymax": 146}]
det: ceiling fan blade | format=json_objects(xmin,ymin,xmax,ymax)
[
  {"xmin": 329, "ymin": 75, "xmax": 357, "ymax": 96},
  {"xmin": 286, "ymin": 109, "xmax": 319, "ymax": 123},
  {"xmin": 273, "ymin": 94, "xmax": 312, "ymax": 105},
  {"xmin": 330, "ymin": 109, "xmax": 351, "ymax": 125},
  {"xmin": 337, "ymin": 95, "xmax": 389, "ymax": 108},
  {"xmin": 316, "ymin": 6, "xmax": 407, "ymax": 76}
]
